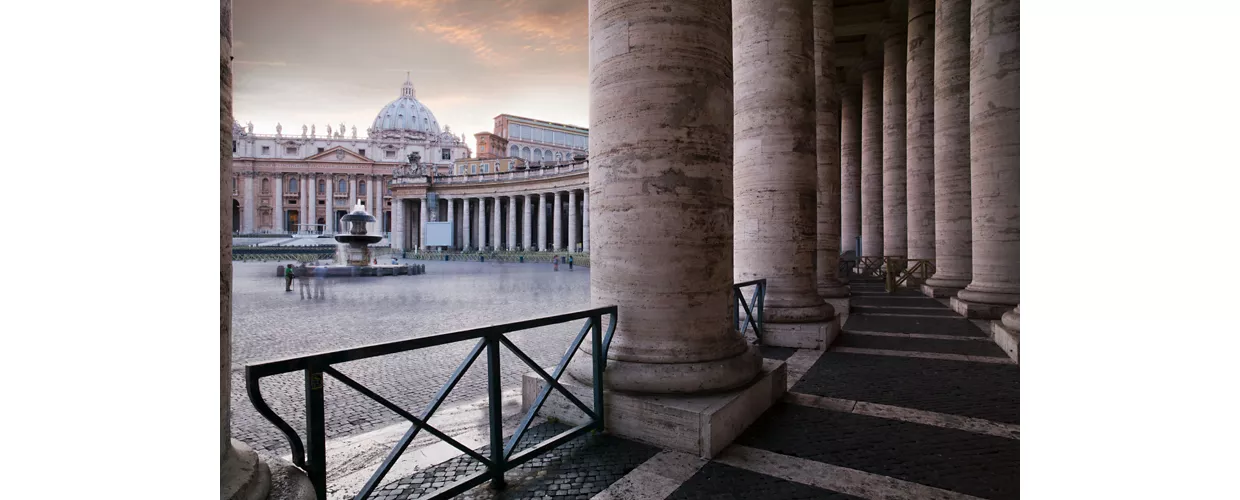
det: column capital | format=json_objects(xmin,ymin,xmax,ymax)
[{"xmin": 880, "ymin": 20, "xmax": 906, "ymax": 39}]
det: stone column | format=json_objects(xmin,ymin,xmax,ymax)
[
  {"xmin": 582, "ymin": 191, "xmax": 590, "ymax": 252},
  {"xmin": 923, "ymin": 0, "xmax": 972, "ymax": 296},
  {"xmin": 814, "ymin": 0, "xmax": 847, "ymax": 298},
  {"xmin": 477, "ymin": 197, "xmax": 486, "ymax": 249},
  {"xmin": 447, "ymin": 197, "xmax": 456, "ymax": 249},
  {"xmin": 523, "ymin": 194, "xmax": 534, "ymax": 250},
  {"xmin": 462, "ymin": 198, "xmax": 472, "ymax": 249},
  {"xmin": 419, "ymin": 197, "xmax": 429, "ymax": 250},
  {"xmin": 274, "ymin": 174, "xmax": 285, "ymax": 233},
  {"xmin": 304, "ymin": 176, "xmax": 313, "ymax": 233},
  {"xmin": 508, "ymin": 196, "xmax": 518, "ymax": 250},
  {"xmin": 568, "ymin": 190, "xmax": 578, "ymax": 252},
  {"xmin": 906, "ymin": 0, "xmax": 935, "ymax": 264},
  {"xmin": 573, "ymin": 0, "xmax": 759, "ymax": 393},
  {"xmin": 325, "ymin": 176, "xmax": 335, "ymax": 234},
  {"xmin": 240, "ymin": 173, "xmax": 254, "ymax": 233},
  {"xmin": 840, "ymin": 86, "xmax": 861, "ymax": 257},
  {"xmin": 222, "ymin": 3, "xmax": 312, "ymax": 497},
  {"xmin": 350, "ymin": 175, "xmax": 358, "ymax": 207},
  {"xmin": 552, "ymin": 191, "xmax": 563, "ymax": 251},
  {"xmin": 367, "ymin": 176, "xmax": 377, "ymax": 225},
  {"xmin": 492, "ymin": 197, "xmax": 503, "ymax": 250},
  {"xmin": 734, "ymin": 0, "xmax": 834, "ymax": 348},
  {"xmin": 538, "ymin": 194, "xmax": 547, "ymax": 251},
  {"xmin": 882, "ymin": 23, "xmax": 908, "ymax": 259},
  {"xmin": 392, "ymin": 198, "xmax": 405, "ymax": 251},
  {"xmin": 953, "ymin": 0, "xmax": 1020, "ymax": 318},
  {"xmin": 860, "ymin": 60, "xmax": 884, "ymax": 257}
]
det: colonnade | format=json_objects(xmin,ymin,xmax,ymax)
[
  {"xmin": 392, "ymin": 188, "xmax": 589, "ymax": 253},
  {"xmin": 237, "ymin": 173, "xmax": 389, "ymax": 234}
]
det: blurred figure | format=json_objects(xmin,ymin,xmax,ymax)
[
  {"xmin": 553, "ymin": 255, "xmax": 560, "ymax": 272},
  {"xmin": 313, "ymin": 265, "xmax": 327, "ymax": 299},
  {"xmin": 298, "ymin": 263, "xmax": 311, "ymax": 299},
  {"xmin": 284, "ymin": 264, "xmax": 294, "ymax": 292},
  {"xmin": 568, "ymin": 255, "xmax": 574, "ymax": 271}
]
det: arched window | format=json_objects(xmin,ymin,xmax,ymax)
[
  {"xmin": 318, "ymin": 180, "xmax": 325, "ymax": 194},
  {"xmin": 261, "ymin": 178, "xmax": 270, "ymax": 194},
  {"xmin": 359, "ymin": 180, "xmax": 367, "ymax": 194},
  {"xmin": 509, "ymin": 144, "xmax": 519, "ymax": 157},
  {"xmin": 533, "ymin": 148, "xmax": 542, "ymax": 162},
  {"xmin": 288, "ymin": 178, "xmax": 297, "ymax": 193},
  {"xmin": 521, "ymin": 147, "xmax": 530, "ymax": 160},
  {"xmin": 338, "ymin": 179, "xmax": 346, "ymax": 192},
  {"xmin": 544, "ymin": 150, "xmax": 552, "ymax": 161},
  {"xmin": 555, "ymin": 152, "xmax": 562, "ymax": 162}
]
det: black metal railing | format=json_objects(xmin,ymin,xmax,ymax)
[
  {"xmin": 245, "ymin": 306, "xmax": 619, "ymax": 500},
  {"xmin": 733, "ymin": 279, "xmax": 767, "ymax": 343}
]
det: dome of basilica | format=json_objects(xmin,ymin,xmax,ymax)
[{"xmin": 371, "ymin": 75, "xmax": 441, "ymax": 135}]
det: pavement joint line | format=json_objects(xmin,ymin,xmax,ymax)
[
  {"xmin": 829, "ymin": 347, "xmax": 1016, "ymax": 365},
  {"xmin": 783, "ymin": 392, "xmax": 1020, "ymax": 440},
  {"xmin": 783, "ymin": 348, "xmax": 827, "ymax": 389},
  {"xmin": 850, "ymin": 294, "xmax": 939, "ymax": 299},
  {"xmin": 852, "ymin": 305, "xmax": 949, "ymax": 310},
  {"xmin": 589, "ymin": 450, "xmax": 708, "ymax": 500},
  {"xmin": 852, "ymin": 312, "xmax": 965, "ymax": 319},
  {"xmin": 715, "ymin": 445, "xmax": 988, "ymax": 500},
  {"xmin": 843, "ymin": 330, "xmax": 991, "ymax": 341}
]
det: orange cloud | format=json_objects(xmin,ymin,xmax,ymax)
[{"xmin": 417, "ymin": 22, "xmax": 504, "ymax": 65}]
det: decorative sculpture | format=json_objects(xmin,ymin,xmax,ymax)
[
  {"xmin": 275, "ymin": 123, "xmax": 282, "ymax": 135},
  {"xmin": 326, "ymin": 124, "xmax": 332, "ymax": 137},
  {"xmin": 339, "ymin": 122, "xmax": 346, "ymax": 136},
  {"xmin": 246, "ymin": 122, "xmax": 253, "ymax": 134},
  {"xmin": 302, "ymin": 124, "xmax": 307, "ymax": 137},
  {"xmin": 311, "ymin": 124, "xmax": 316, "ymax": 137},
  {"xmin": 351, "ymin": 125, "xmax": 357, "ymax": 139}
]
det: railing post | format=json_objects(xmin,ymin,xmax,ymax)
[
  {"xmin": 486, "ymin": 334, "xmax": 506, "ymax": 489},
  {"xmin": 591, "ymin": 313, "xmax": 605, "ymax": 433},
  {"xmin": 304, "ymin": 367, "xmax": 327, "ymax": 500}
]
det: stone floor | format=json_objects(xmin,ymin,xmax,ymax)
[{"xmin": 348, "ymin": 277, "xmax": 1019, "ymax": 499}]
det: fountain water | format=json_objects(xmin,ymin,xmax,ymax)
[{"xmin": 273, "ymin": 201, "xmax": 423, "ymax": 277}]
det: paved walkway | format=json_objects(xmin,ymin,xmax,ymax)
[{"xmin": 355, "ymin": 276, "xmax": 1020, "ymax": 500}]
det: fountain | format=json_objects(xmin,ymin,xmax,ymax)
[{"xmin": 275, "ymin": 201, "xmax": 424, "ymax": 277}]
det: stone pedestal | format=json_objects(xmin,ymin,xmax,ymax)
[
  {"xmin": 991, "ymin": 305, "xmax": 1019, "ymax": 362},
  {"xmin": 950, "ymin": 296, "xmax": 1013, "ymax": 319},
  {"xmin": 762, "ymin": 320, "xmax": 839, "ymax": 350},
  {"xmin": 525, "ymin": 359, "xmax": 786, "ymax": 459}
]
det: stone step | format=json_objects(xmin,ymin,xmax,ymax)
[
  {"xmin": 850, "ymin": 306, "xmax": 958, "ymax": 317},
  {"xmin": 843, "ymin": 315, "xmax": 987, "ymax": 337},
  {"xmin": 834, "ymin": 332, "xmax": 1008, "ymax": 358}
]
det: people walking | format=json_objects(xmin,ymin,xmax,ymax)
[
  {"xmin": 553, "ymin": 255, "xmax": 560, "ymax": 272},
  {"xmin": 284, "ymin": 264, "xmax": 294, "ymax": 292},
  {"xmin": 298, "ymin": 263, "xmax": 311, "ymax": 299},
  {"xmin": 568, "ymin": 255, "xmax": 574, "ymax": 271},
  {"xmin": 313, "ymin": 265, "xmax": 327, "ymax": 299}
]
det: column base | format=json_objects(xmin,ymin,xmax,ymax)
[
  {"xmin": 572, "ymin": 344, "xmax": 763, "ymax": 394},
  {"xmin": 523, "ymin": 359, "xmax": 787, "ymax": 459},
  {"xmin": 950, "ymin": 296, "xmax": 1011, "ymax": 320},
  {"xmin": 920, "ymin": 283, "xmax": 964, "ymax": 298},
  {"xmin": 222, "ymin": 439, "xmax": 317, "ymax": 500},
  {"xmin": 760, "ymin": 317, "xmax": 839, "ymax": 350},
  {"xmin": 817, "ymin": 282, "xmax": 850, "ymax": 298},
  {"xmin": 991, "ymin": 320, "xmax": 1019, "ymax": 363}
]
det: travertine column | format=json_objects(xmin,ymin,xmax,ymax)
[
  {"xmin": 367, "ymin": 176, "xmax": 377, "ymax": 225},
  {"xmin": 492, "ymin": 197, "xmax": 502, "ymax": 250},
  {"xmin": 923, "ymin": 0, "xmax": 972, "ymax": 295},
  {"xmin": 508, "ymin": 196, "xmax": 517, "ymax": 250},
  {"xmin": 419, "ymin": 198, "xmax": 428, "ymax": 250},
  {"xmin": 882, "ymin": 24, "xmax": 908, "ymax": 258},
  {"xmin": 860, "ymin": 61, "xmax": 884, "ymax": 257},
  {"xmin": 734, "ymin": 0, "xmax": 834, "ymax": 343},
  {"xmin": 274, "ymin": 174, "xmax": 285, "ymax": 233},
  {"xmin": 349, "ymin": 175, "xmax": 358, "ymax": 208},
  {"xmin": 955, "ymin": 0, "xmax": 1020, "ymax": 314},
  {"xmin": 814, "ymin": 0, "xmax": 847, "ymax": 298},
  {"xmin": 447, "ymin": 197, "xmax": 455, "ymax": 249},
  {"xmin": 840, "ymin": 86, "xmax": 861, "ymax": 256},
  {"xmin": 568, "ymin": 190, "xmax": 578, "ymax": 252},
  {"xmin": 552, "ymin": 192, "xmax": 562, "ymax": 251},
  {"xmin": 242, "ymin": 173, "xmax": 255, "ymax": 233},
  {"xmin": 523, "ymin": 194, "xmax": 534, "ymax": 250},
  {"xmin": 462, "ymin": 198, "xmax": 472, "ymax": 249},
  {"xmin": 538, "ymin": 194, "xmax": 547, "ymax": 250},
  {"xmin": 574, "ymin": 0, "xmax": 759, "ymax": 393},
  {"xmin": 392, "ymin": 198, "xmax": 405, "ymax": 251},
  {"xmin": 906, "ymin": 0, "xmax": 935, "ymax": 262},
  {"xmin": 476, "ymin": 197, "xmax": 486, "ymax": 249},
  {"xmin": 325, "ymin": 176, "xmax": 334, "ymax": 234},
  {"xmin": 581, "ymin": 191, "xmax": 589, "ymax": 252}
]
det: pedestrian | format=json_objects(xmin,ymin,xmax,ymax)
[
  {"xmin": 298, "ymin": 263, "xmax": 311, "ymax": 299},
  {"xmin": 567, "ymin": 255, "xmax": 574, "ymax": 271},
  {"xmin": 313, "ymin": 264, "xmax": 327, "ymax": 299},
  {"xmin": 284, "ymin": 264, "xmax": 294, "ymax": 292},
  {"xmin": 553, "ymin": 255, "xmax": 560, "ymax": 272}
]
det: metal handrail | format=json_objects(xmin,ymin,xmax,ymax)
[
  {"xmin": 733, "ymin": 279, "xmax": 767, "ymax": 343},
  {"xmin": 246, "ymin": 306, "xmax": 619, "ymax": 500},
  {"xmin": 883, "ymin": 257, "xmax": 934, "ymax": 292}
]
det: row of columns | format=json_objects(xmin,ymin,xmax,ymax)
[
  {"xmin": 236, "ymin": 173, "xmax": 388, "ymax": 234},
  {"xmin": 392, "ymin": 190, "xmax": 590, "ymax": 252}
]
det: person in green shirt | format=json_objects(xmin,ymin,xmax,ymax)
[{"xmin": 284, "ymin": 264, "xmax": 294, "ymax": 292}]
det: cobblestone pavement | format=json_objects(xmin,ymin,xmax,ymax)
[{"xmin": 229, "ymin": 260, "xmax": 593, "ymax": 459}]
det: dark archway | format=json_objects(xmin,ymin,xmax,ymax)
[{"xmin": 232, "ymin": 199, "xmax": 241, "ymax": 233}]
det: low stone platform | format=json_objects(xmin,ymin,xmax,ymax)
[
  {"xmin": 761, "ymin": 319, "xmax": 839, "ymax": 350},
  {"xmin": 950, "ymin": 296, "xmax": 1013, "ymax": 320},
  {"xmin": 522, "ymin": 359, "xmax": 787, "ymax": 459},
  {"xmin": 274, "ymin": 264, "xmax": 424, "ymax": 277}
]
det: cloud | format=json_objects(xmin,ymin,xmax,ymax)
[{"xmin": 415, "ymin": 22, "xmax": 505, "ymax": 65}]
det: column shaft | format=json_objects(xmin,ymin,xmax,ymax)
[
  {"xmin": 882, "ymin": 26, "xmax": 908, "ymax": 258},
  {"xmin": 477, "ymin": 198, "xmax": 486, "ymax": 249},
  {"xmin": 861, "ymin": 62, "xmax": 884, "ymax": 257},
  {"xmin": 578, "ymin": 0, "xmax": 758, "ymax": 393},
  {"xmin": 492, "ymin": 197, "xmax": 502, "ymax": 250},
  {"xmin": 538, "ymin": 194, "xmax": 547, "ymax": 250},
  {"xmin": 568, "ymin": 190, "xmax": 578, "ymax": 252},
  {"xmin": 274, "ymin": 174, "xmax": 285, "ymax": 233},
  {"xmin": 523, "ymin": 194, "xmax": 533, "ymax": 250},
  {"xmin": 553, "ymin": 192, "xmax": 562, "ymax": 251},
  {"xmin": 325, "ymin": 176, "xmax": 334, "ymax": 233},
  {"xmin": 463, "ymin": 198, "xmax": 472, "ymax": 249},
  {"xmin": 243, "ymin": 174, "xmax": 255, "ymax": 233},
  {"xmin": 419, "ymin": 198, "xmax": 429, "ymax": 250},
  {"xmin": 734, "ymin": 0, "xmax": 832, "ymax": 327},
  {"xmin": 582, "ymin": 191, "xmax": 590, "ymax": 251},
  {"xmin": 814, "ymin": 0, "xmax": 846, "ymax": 297},
  {"xmin": 393, "ymin": 198, "xmax": 405, "ymax": 251},
  {"xmin": 447, "ymin": 197, "xmax": 456, "ymax": 249},
  {"xmin": 840, "ymin": 88, "xmax": 862, "ymax": 256},
  {"xmin": 906, "ymin": 0, "xmax": 936, "ymax": 261},
  {"xmin": 924, "ymin": 0, "xmax": 973, "ymax": 291},
  {"xmin": 957, "ymin": 0, "xmax": 1020, "ymax": 307},
  {"xmin": 508, "ymin": 196, "xmax": 517, "ymax": 250}
]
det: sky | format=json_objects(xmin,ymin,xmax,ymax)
[{"xmin": 233, "ymin": 0, "xmax": 588, "ymax": 151}]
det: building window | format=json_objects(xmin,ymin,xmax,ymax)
[
  {"xmin": 337, "ymin": 179, "xmax": 346, "ymax": 192},
  {"xmin": 232, "ymin": 141, "xmax": 237, "ymax": 152},
  {"xmin": 262, "ymin": 146, "xmax": 271, "ymax": 155},
  {"xmin": 261, "ymin": 178, "xmax": 270, "ymax": 193},
  {"xmin": 318, "ymin": 180, "xmax": 325, "ymax": 194},
  {"xmin": 471, "ymin": 164, "xmax": 477, "ymax": 174},
  {"xmin": 286, "ymin": 146, "xmax": 297, "ymax": 155},
  {"xmin": 359, "ymin": 148, "xmax": 366, "ymax": 156},
  {"xmin": 288, "ymin": 178, "xmax": 297, "ymax": 193},
  {"xmin": 441, "ymin": 148, "xmax": 451, "ymax": 160},
  {"xmin": 481, "ymin": 164, "xmax": 489, "ymax": 173},
  {"xmin": 385, "ymin": 150, "xmax": 396, "ymax": 159},
  {"xmin": 317, "ymin": 147, "xmax": 325, "ymax": 154},
  {"xmin": 509, "ymin": 145, "xmax": 519, "ymax": 157},
  {"xmin": 359, "ymin": 181, "xmax": 367, "ymax": 194}
]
